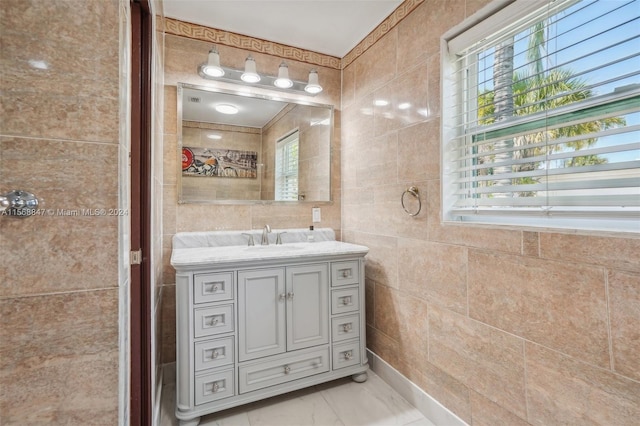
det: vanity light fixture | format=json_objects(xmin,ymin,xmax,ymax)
[
  {"xmin": 198, "ymin": 46, "xmax": 323, "ymax": 96},
  {"xmin": 201, "ymin": 47, "xmax": 224, "ymax": 77}
]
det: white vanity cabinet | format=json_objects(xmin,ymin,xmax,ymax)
[{"xmin": 171, "ymin": 233, "xmax": 369, "ymax": 426}]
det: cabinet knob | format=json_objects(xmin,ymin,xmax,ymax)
[
  {"xmin": 287, "ymin": 292, "xmax": 295, "ymax": 300},
  {"xmin": 279, "ymin": 293, "xmax": 286, "ymax": 301},
  {"xmin": 342, "ymin": 269, "xmax": 351, "ymax": 278},
  {"xmin": 284, "ymin": 365, "xmax": 291, "ymax": 374},
  {"xmin": 212, "ymin": 382, "xmax": 220, "ymax": 393},
  {"xmin": 342, "ymin": 296, "xmax": 351, "ymax": 306},
  {"xmin": 342, "ymin": 323, "xmax": 352, "ymax": 332},
  {"xmin": 212, "ymin": 350, "xmax": 219, "ymax": 359},
  {"xmin": 209, "ymin": 317, "xmax": 219, "ymax": 326},
  {"xmin": 344, "ymin": 351, "xmax": 353, "ymax": 360}
]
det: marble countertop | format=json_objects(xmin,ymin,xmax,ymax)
[{"xmin": 171, "ymin": 240, "xmax": 369, "ymax": 268}]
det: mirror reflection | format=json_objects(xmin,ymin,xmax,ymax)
[{"xmin": 178, "ymin": 83, "xmax": 333, "ymax": 203}]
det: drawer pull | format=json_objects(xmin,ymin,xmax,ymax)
[
  {"xmin": 342, "ymin": 323, "xmax": 352, "ymax": 332},
  {"xmin": 342, "ymin": 296, "xmax": 351, "ymax": 306},
  {"xmin": 212, "ymin": 382, "xmax": 220, "ymax": 393},
  {"xmin": 287, "ymin": 292, "xmax": 295, "ymax": 300},
  {"xmin": 279, "ymin": 293, "xmax": 286, "ymax": 301},
  {"xmin": 344, "ymin": 351, "xmax": 353, "ymax": 361},
  {"xmin": 208, "ymin": 317, "xmax": 219, "ymax": 326},
  {"xmin": 211, "ymin": 350, "xmax": 219, "ymax": 359},
  {"xmin": 341, "ymin": 269, "xmax": 351, "ymax": 278},
  {"xmin": 284, "ymin": 365, "xmax": 291, "ymax": 375}
]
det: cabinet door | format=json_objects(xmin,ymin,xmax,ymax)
[
  {"xmin": 286, "ymin": 264, "xmax": 329, "ymax": 351},
  {"xmin": 238, "ymin": 268, "xmax": 286, "ymax": 361}
]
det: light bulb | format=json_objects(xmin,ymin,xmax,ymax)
[
  {"xmin": 274, "ymin": 62, "xmax": 293, "ymax": 88},
  {"xmin": 202, "ymin": 47, "xmax": 224, "ymax": 77},
  {"xmin": 304, "ymin": 69, "xmax": 323, "ymax": 94},
  {"xmin": 241, "ymin": 56, "xmax": 260, "ymax": 83}
]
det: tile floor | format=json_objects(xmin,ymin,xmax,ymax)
[{"xmin": 160, "ymin": 371, "xmax": 435, "ymax": 426}]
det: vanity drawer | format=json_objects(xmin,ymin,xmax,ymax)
[
  {"xmin": 194, "ymin": 369, "xmax": 235, "ymax": 405},
  {"xmin": 194, "ymin": 304, "xmax": 234, "ymax": 338},
  {"xmin": 194, "ymin": 336, "xmax": 234, "ymax": 372},
  {"xmin": 194, "ymin": 272, "xmax": 234, "ymax": 304},
  {"xmin": 332, "ymin": 340, "xmax": 361, "ymax": 370},
  {"xmin": 238, "ymin": 347, "xmax": 329, "ymax": 394},
  {"xmin": 331, "ymin": 314, "xmax": 360, "ymax": 342},
  {"xmin": 331, "ymin": 261, "xmax": 360, "ymax": 287},
  {"xmin": 331, "ymin": 287, "xmax": 360, "ymax": 315}
]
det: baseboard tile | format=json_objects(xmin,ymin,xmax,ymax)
[{"xmin": 367, "ymin": 350, "xmax": 468, "ymax": 426}]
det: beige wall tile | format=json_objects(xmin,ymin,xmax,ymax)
[
  {"xmin": 355, "ymin": 132, "xmax": 398, "ymax": 188},
  {"xmin": 1, "ymin": 137, "xmax": 119, "ymax": 210},
  {"xmin": 526, "ymin": 342, "xmax": 640, "ymax": 426},
  {"xmin": 373, "ymin": 62, "xmax": 428, "ymax": 137},
  {"xmin": 402, "ymin": 360, "xmax": 472, "ymax": 424},
  {"xmin": 0, "ymin": 289, "xmax": 119, "ymax": 372},
  {"xmin": 398, "ymin": 239, "xmax": 467, "ymax": 314},
  {"xmin": 342, "ymin": 64, "xmax": 356, "ymax": 109},
  {"xmin": 540, "ymin": 233, "xmax": 640, "ymax": 272},
  {"xmin": 608, "ymin": 269, "xmax": 640, "ymax": 381},
  {"xmin": 428, "ymin": 305, "xmax": 527, "ymax": 419},
  {"xmin": 348, "ymin": 232, "xmax": 399, "ymax": 289},
  {"xmin": 469, "ymin": 250, "xmax": 610, "ymax": 367},
  {"xmin": 366, "ymin": 325, "xmax": 400, "ymax": 369},
  {"xmin": 354, "ymin": 30, "xmax": 398, "ymax": 100},
  {"xmin": 396, "ymin": 2, "xmax": 433, "ymax": 70},
  {"xmin": 470, "ymin": 391, "xmax": 529, "ymax": 426},
  {"xmin": 0, "ymin": 216, "xmax": 118, "ymax": 297},
  {"xmin": 398, "ymin": 120, "xmax": 440, "ymax": 182},
  {"xmin": 0, "ymin": 352, "xmax": 119, "ymax": 425}
]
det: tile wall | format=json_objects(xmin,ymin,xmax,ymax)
[
  {"xmin": 342, "ymin": 0, "xmax": 640, "ymax": 424},
  {"xmin": 0, "ymin": 0, "xmax": 122, "ymax": 423}
]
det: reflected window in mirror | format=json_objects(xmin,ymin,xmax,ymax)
[{"xmin": 275, "ymin": 130, "xmax": 300, "ymax": 201}]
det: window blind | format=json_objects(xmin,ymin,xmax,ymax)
[
  {"xmin": 275, "ymin": 130, "xmax": 299, "ymax": 201},
  {"xmin": 443, "ymin": 0, "xmax": 640, "ymax": 232}
]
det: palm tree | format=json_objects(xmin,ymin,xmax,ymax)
[{"xmin": 475, "ymin": 20, "xmax": 625, "ymax": 196}]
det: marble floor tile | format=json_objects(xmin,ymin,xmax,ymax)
[{"xmin": 160, "ymin": 371, "xmax": 434, "ymax": 426}]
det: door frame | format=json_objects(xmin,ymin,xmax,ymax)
[{"xmin": 130, "ymin": 0, "xmax": 152, "ymax": 424}]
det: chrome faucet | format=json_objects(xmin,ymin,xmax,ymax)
[{"xmin": 261, "ymin": 224, "xmax": 271, "ymax": 245}]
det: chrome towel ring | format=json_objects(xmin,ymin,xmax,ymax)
[{"xmin": 401, "ymin": 186, "xmax": 421, "ymax": 216}]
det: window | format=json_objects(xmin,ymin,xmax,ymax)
[
  {"xmin": 275, "ymin": 130, "xmax": 299, "ymax": 201},
  {"xmin": 442, "ymin": 0, "xmax": 640, "ymax": 232}
]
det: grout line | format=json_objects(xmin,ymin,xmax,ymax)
[
  {"xmin": 604, "ymin": 267, "xmax": 615, "ymax": 371},
  {"xmin": 523, "ymin": 341, "xmax": 531, "ymax": 423}
]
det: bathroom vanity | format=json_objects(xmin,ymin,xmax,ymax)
[{"xmin": 171, "ymin": 228, "xmax": 369, "ymax": 426}]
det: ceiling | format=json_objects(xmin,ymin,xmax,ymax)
[
  {"xmin": 162, "ymin": 0, "xmax": 404, "ymax": 58},
  {"xmin": 182, "ymin": 87, "xmax": 289, "ymax": 127}
]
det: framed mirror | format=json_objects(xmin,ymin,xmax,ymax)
[{"xmin": 177, "ymin": 83, "xmax": 333, "ymax": 204}]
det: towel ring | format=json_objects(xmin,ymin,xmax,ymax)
[{"xmin": 401, "ymin": 186, "xmax": 421, "ymax": 216}]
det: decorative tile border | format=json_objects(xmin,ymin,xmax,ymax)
[
  {"xmin": 162, "ymin": 0, "xmax": 423, "ymax": 70},
  {"xmin": 163, "ymin": 17, "xmax": 341, "ymax": 70},
  {"xmin": 341, "ymin": 0, "xmax": 424, "ymax": 68}
]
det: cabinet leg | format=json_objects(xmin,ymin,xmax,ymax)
[
  {"xmin": 179, "ymin": 417, "xmax": 200, "ymax": 426},
  {"xmin": 351, "ymin": 372, "xmax": 368, "ymax": 383}
]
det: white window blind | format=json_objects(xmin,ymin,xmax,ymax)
[
  {"xmin": 443, "ymin": 0, "xmax": 640, "ymax": 232},
  {"xmin": 275, "ymin": 130, "xmax": 299, "ymax": 201}
]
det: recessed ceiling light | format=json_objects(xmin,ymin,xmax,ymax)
[{"xmin": 215, "ymin": 104, "xmax": 238, "ymax": 114}]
